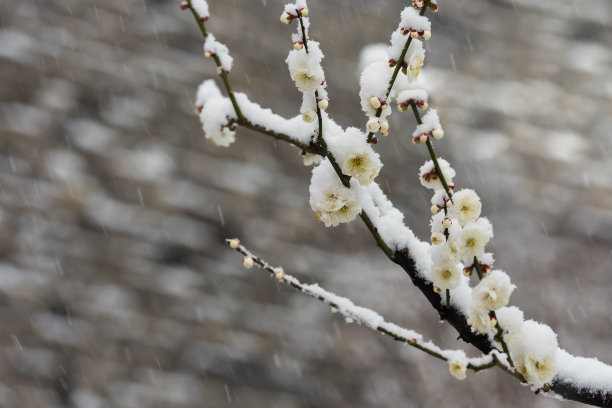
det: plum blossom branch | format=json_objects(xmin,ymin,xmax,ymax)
[
  {"xmin": 185, "ymin": 2, "xmax": 612, "ymax": 406},
  {"xmin": 185, "ymin": 0, "xmax": 244, "ymax": 121}
]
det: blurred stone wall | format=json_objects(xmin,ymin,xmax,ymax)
[{"xmin": 0, "ymin": 0, "xmax": 611, "ymax": 407}]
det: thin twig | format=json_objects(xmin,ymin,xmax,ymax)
[
  {"xmin": 226, "ymin": 239, "xmax": 502, "ymax": 373},
  {"xmin": 187, "ymin": 0, "xmax": 244, "ymax": 121}
]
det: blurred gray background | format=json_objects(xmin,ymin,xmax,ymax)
[{"xmin": 1, "ymin": 0, "xmax": 611, "ymax": 407}]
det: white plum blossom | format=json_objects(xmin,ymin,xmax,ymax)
[
  {"xmin": 286, "ymin": 42, "xmax": 325, "ymax": 92},
  {"xmin": 309, "ymin": 159, "xmax": 361, "ymax": 227},
  {"xmin": 341, "ymin": 148, "xmax": 382, "ymax": 186},
  {"xmin": 512, "ymin": 320, "xmax": 559, "ymax": 388},
  {"xmin": 406, "ymin": 39, "xmax": 425, "ymax": 81},
  {"xmin": 431, "ymin": 261, "xmax": 461, "ymax": 290},
  {"xmin": 451, "ymin": 189, "xmax": 482, "ymax": 226},
  {"xmin": 457, "ymin": 218, "xmax": 493, "ymax": 264},
  {"xmin": 327, "ymin": 127, "xmax": 382, "ymax": 186},
  {"xmin": 467, "ymin": 303, "xmax": 496, "ymax": 335},
  {"xmin": 303, "ymin": 152, "xmax": 322, "ymax": 166},
  {"xmin": 419, "ymin": 158, "xmax": 455, "ymax": 190},
  {"xmin": 472, "ymin": 270, "xmax": 515, "ymax": 311},
  {"xmin": 449, "ymin": 358, "xmax": 468, "ymax": 380}
]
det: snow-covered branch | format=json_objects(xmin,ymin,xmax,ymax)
[{"xmin": 225, "ymin": 238, "xmax": 512, "ymax": 380}]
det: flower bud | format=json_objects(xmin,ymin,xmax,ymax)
[
  {"xmin": 371, "ymin": 136, "xmax": 379, "ymax": 144},
  {"xmin": 243, "ymin": 256, "xmax": 254, "ymax": 269},
  {"xmin": 416, "ymin": 99, "xmax": 428, "ymax": 109},
  {"xmin": 410, "ymin": 30, "xmax": 419, "ymax": 39},
  {"xmin": 463, "ymin": 267, "xmax": 473, "ymax": 276},
  {"xmin": 180, "ymin": 2, "xmax": 188, "ymax": 10},
  {"xmin": 369, "ymin": 96, "xmax": 381, "ymax": 109},
  {"xmin": 398, "ymin": 102, "xmax": 408, "ymax": 112},
  {"xmin": 274, "ymin": 270, "xmax": 285, "ymax": 280},
  {"xmin": 445, "ymin": 199, "xmax": 453, "ymax": 209},
  {"xmin": 388, "ymin": 59, "xmax": 397, "ymax": 67},
  {"xmin": 430, "ymin": 3, "xmax": 439, "ymax": 12},
  {"xmin": 380, "ymin": 122, "xmax": 389, "ymax": 136},
  {"xmin": 204, "ymin": 50, "xmax": 213, "ymax": 58},
  {"xmin": 412, "ymin": 136, "xmax": 421, "ymax": 144},
  {"xmin": 366, "ymin": 118, "xmax": 380, "ymax": 132},
  {"xmin": 419, "ymin": 134, "xmax": 428, "ymax": 143},
  {"xmin": 302, "ymin": 109, "xmax": 317, "ymax": 123},
  {"xmin": 442, "ymin": 218, "xmax": 453, "ymax": 229},
  {"xmin": 280, "ymin": 12, "xmax": 292, "ymax": 24},
  {"xmin": 431, "ymin": 205, "xmax": 440, "ymax": 215},
  {"xmin": 414, "ymin": 0, "xmax": 425, "ymax": 7},
  {"xmin": 422, "ymin": 30, "xmax": 432, "ymax": 40},
  {"xmin": 317, "ymin": 99, "xmax": 329, "ymax": 110},
  {"xmin": 293, "ymin": 41, "xmax": 303, "ymax": 51},
  {"xmin": 433, "ymin": 285, "xmax": 442, "ymax": 293},
  {"xmin": 229, "ymin": 238, "xmax": 240, "ymax": 249},
  {"xmin": 299, "ymin": 7, "xmax": 309, "ymax": 17},
  {"xmin": 432, "ymin": 128, "xmax": 445, "ymax": 140}
]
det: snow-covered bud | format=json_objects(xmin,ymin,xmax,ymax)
[
  {"xmin": 229, "ymin": 238, "xmax": 240, "ymax": 249},
  {"xmin": 243, "ymin": 256, "xmax": 254, "ymax": 269},
  {"xmin": 422, "ymin": 30, "xmax": 432, "ymax": 40},
  {"xmin": 180, "ymin": 2, "xmax": 188, "ymax": 10},
  {"xmin": 433, "ymin": 286, "xmax": 441, "ymax": 293},
  {"xmin": 293, "ymin": 41, "xmax": 303, "ymax": 51},
  {"xmin": 388, "ymin": 59, "xmax": 397, "ymax": 67},
  {"xmin": 413, "ymin": 0, "xmax": 425, "ymax": 8},
  {"xmin": 412, "ymin": 136, "xmax": 421, "ymax": 145},
  {"xmin": 298, "ymin": 7, "xmax": 308, "ymax": 17},
  {"xmin": 398, "ymin": 102, "xmax": 409, "ymax": 112},
  {"xmin": 416, "ymin": 99, "xmax": 428, "ymax": 109},
  {"xmin": 366, "ymin": 118, "xmax": 380, "ymax": 132},
  {"xmin": 317, "ymin": 99, "xmax": 329, "ymax": 110},
  {"xmin": 274, "ymin": 269, "xmax": 285, "ymax": 280},
  {"xmin": 204, "ymin": 50, "xmax": 213, "ymax": 58},
  {"xmin": 302, "ymin": 109, "xmax": 317, "ymax": 123},
  {"xmin": 410, "ymin": 30, "xmax": 419, "ymax": 39},
  {"xmin": 449, "ymin": 359, "xmax": 467, "ymax": 380},
  {"xmin": 442, "ymin": 217, "xmax": 452, "ymax": 229},
  {"xmin": 369, "ymin": 96, "xmax": 381, "ymax": 109},
  {"xmin": 419, "ymin": 133, "xmax": 428, "ymax": 143},
  {"xmin": 431, "ymin": 204, "xmax": 441, "ymax": 215},
  {"xmin": 280, "ymin": 12, "xmax": 293, "ymax": 24},
  {"xmin": 430, "ymin": 2, "xmax": 439, "ymax": 12},
  {"xmin": 432, "ymin": 128, "xmax": 445, "ymax": 140},
  {"xmin": 379, "ymin": 122, "xmax": 389, "ymax": 136},
  {"xmin": 431, "ymin": 231, "xmax": 445, "ymax": 245}
]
